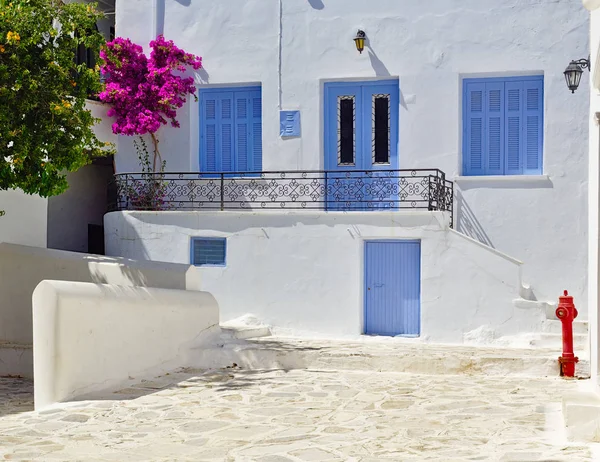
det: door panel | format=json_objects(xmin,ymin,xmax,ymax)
[
  {"xmin": 365, "ymin": 240, "xmax": 421, "ymax": 336},
  {"xmin": 361, "ymin": 84, "xmax": 399, "ymax": 209},
  {"xmin": 324, "ymin": 80, "xmax": 399, "ymax": 210},
  {"xmin": 324, "ymin": 85, "xmax": 364, "ymax": 209}
]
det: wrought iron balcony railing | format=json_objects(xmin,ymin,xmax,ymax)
[{"xmin": 110, "ymin": 168, "xmax": 454, "ymax": 225}]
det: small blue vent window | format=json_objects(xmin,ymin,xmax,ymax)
[{"xmin": 191, "ymin": 238, "xmax": 226, "ymax": 266}]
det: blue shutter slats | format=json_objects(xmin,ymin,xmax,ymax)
[
  {"xmin": 505, "ymin": 81, "xmax": 522, "ymax": 175},
  {"xmin": 523, "ymin": 79, "xmax": 543, "ymax": 175},
  {"xmin": 200, "ymin": 87, "xmax": 262, "ymax": 174},
  {"xmin": 252, "ymin": 96, "xmax": 263, "ymax": 172},
  {"xmin": 202, "ymin": 97, "xmax": 218, "ymax": 172},
  {"xmin": 486, "ymin": 83, "xmax": 504, "ymax": 175},
  {"xmin": 464, "ymin": 82, "xmax": 485, "ymax": 176},
  {"xmin": 220, "ymin": 96, "xmax": 234, "ymax": 172},
  {"xmin": 235, "ymin": 95, "xmax": 249, "ymax": 171},
  {"xmin": 463, "ymin": 76, "xmax": 543, "ymax": 176}
]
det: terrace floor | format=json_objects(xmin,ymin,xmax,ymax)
[{"xmin": 0, "ymin": 337, "xmax": 598, "ymax": 461}]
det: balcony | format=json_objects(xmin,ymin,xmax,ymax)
[{"xmin": 109, "ymin": 168, "xmax": 454, "ymax": 225}]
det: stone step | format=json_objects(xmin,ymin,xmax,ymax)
[
  {"xmin": 189, "ymin": 336, "xmax": 590, "ymax": 378},
  {"xmin": 541, "ymin": 319, "xmax": 588, "ymax": 335},
  {"xmin": 220, "ymin": 325, "xmax": 272, "ymax": 340},
  {"xmin": 529, "ymin": 333, "xmax": 588, "ymax": 351}
]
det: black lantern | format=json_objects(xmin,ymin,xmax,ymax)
[
  {"xmin": 354, "ymin": 30, "xmax": 366, "ymax": 54},
  {"xmin": 564, "ymin": 57, "xmax": 590, "ymax": 93}
]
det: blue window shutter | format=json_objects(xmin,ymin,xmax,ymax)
[
  {"xmin": 485, "ymin": 82, "xmax": 504, "ymax": 175},
  {"xmin": 201, "ymin": 96, "xmax": 218, "ymax": 172},
  {"xmin": 234, "ymin": 94, "xmax": 249, "ymax": 171},
  {"xmin": 220, "ymin": 95, "xmax": 234, "ymax": 172},
  {"xmin": 233, "ymin": 89, "xmax": 262, "ymax": 172},
  {"xmin": 200, "ymin": 87, "xmax": 262, "ymax": 174},
  {"xmin": 252, "ymin": 94, "xmax": 263, "ymax": 172},
  {"xmin": 464, "ymin": 82, "xmax": 486, "ymax": 176},
  {"xmin": 505, "ymin": 81, "xmax": 523, "ymax": 175},
  {"xmin": 523, "ymin": 78, "xmax": 543, "ymax": 175}
]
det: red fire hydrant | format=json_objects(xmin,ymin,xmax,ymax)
[{"xmin": 555, "ymin": 290, "xmax": 579, "ymax": 378}]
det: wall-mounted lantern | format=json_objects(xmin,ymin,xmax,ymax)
[
  {"xmin": 564, "ymin": 56, "xmax": 591, "ymax": 93},
  {"xmin": 354, "ymin": 30, "xmax": 366, "ymax": 54}
]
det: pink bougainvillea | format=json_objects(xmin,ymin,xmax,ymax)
[{"xmin": 99, "ymin": 35, "xmax": 202, "ymax": 168}]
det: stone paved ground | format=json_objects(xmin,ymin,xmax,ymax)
[{"xmin": 0, "ymin": 368, "xmax": 596, "ymax": 461}]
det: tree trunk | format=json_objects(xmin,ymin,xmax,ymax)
[{"xmin": 150, "ymin": 132, "xmax": 161, "ymax": 172}]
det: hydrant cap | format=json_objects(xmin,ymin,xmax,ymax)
[{"xmin": 559, "ymin": 289, "xmax": 574, "ymax": 305}]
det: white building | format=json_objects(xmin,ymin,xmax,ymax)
[{"xmin": 105, "ymin": 0, "xmax": 589, "ymax": 342}]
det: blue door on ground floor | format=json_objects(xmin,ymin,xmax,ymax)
[
  {"xmin": 364, "ymin": 240, "xmax": 421, "ymax": 336},
  {"xmin": 324, "ymin": 80, "xmax": 399, "ymax": 210}
]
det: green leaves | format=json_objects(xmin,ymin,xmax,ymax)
[{"xmin": 0, "ymin": 0, "xmax": 114, "ymax": 197}]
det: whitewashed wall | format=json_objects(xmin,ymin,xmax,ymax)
[
  {"xmin": 0, "ymin": 243, "xmax": 202, "ymax": 378},
  {"xmin": 0, "ymin": 242, "xmax": 201, "ymax": 345},
  {"xmin": 106, "ymin": 211, "xmax": 548, "ymax": 343},
  {"xmin": 0, "ymin": 190, "xmax": 47, "ymax": 248},
  {"xmin": 33, "ymin": 280, "xmax": 218, "ymax": 409},
  {"xmin": 113, "ymin": 0, "xmax": 590, "ymax": 315},
  {"xmin": 586, "ymin": 0, "xmax": 600, "ymax": 390}
]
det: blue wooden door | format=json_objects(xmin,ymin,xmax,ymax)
[
  {"xmin": 364, "ymin": 240, "xmax": 421, "ymax": 336},
  {"xmin": 324, "ymin": 80, "xmax": 399, "ymax": 210}
]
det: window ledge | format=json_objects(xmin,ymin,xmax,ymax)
[{"xmin": 455, "ymin": 175, "xmax": 553, "ymax": 189}]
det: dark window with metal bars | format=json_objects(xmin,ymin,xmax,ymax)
[
  {"xmin": 191, "ymin": 238, "xmax": 226, "ymax": 266},
  {"xmin": 373, "ymin": 95, "xmax": 390, "ymax": 164},
  {"xmin": 338, "ymin": 96, "xmax": 355, "ymax": 165}
]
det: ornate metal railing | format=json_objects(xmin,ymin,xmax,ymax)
[{"xmin": 109, "ymin": 169, "xmax": 454, "ymax": 225}]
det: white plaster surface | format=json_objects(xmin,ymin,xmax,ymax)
[
  {"xmin": 112, "ymin": 0, "xmax": 590, "ymax": 317},
  {"xmin": 86, "ymin": 99, "xmax": 118, "ymax": 148},
  {"xmin": 588, "ymin": 6, "xmax": 600, "ymax": 392},
  {"xmin": 0, "ymin": 190, "xmax": 47, "ymax": 248},
  {"xmin": 0, "ymin": 243, "xmax": 201, "ymax": 346},
  {"xmin": 1, "ymin": 337, "xmax": 598, "ymax": 460},
  {"xmin": 106, "ymin": 210, "xmax": 549, "ymax": 343},
  {"xmin": 0, "ymin": 243, "xmax": 202, "ymax": 377},
  {"xmin": 32, "ymin": 280, "xmax": 219, "ymax": 409}
]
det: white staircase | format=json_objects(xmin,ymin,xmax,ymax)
[{"xmin": 512, "ymin": 280, "xmax": 589, "ymax": 357}]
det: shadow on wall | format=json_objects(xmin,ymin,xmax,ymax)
[
  {"xmin": 308, "ymin": 0, "xmax": 324, "ymax": 9},
  {"xmin": 197, "ymin": 67, "xmax": 210, "ymax": 84},
  {"xmin": 365, "ymin": 42, "xmax": 409, "ymax": 110},
  {"xmin": 366, "ymin": 42, "xmax": 390, "ymax": 77},
  {"xmin": 455, "ymin": 190, "xmax": 494, "ymax": 248},
  {"xmin": 85, "ymin": 255, "xmax": 148, "ymax": 287},
  {"xmin": 155, "ymin": 0, "xmax": 192, "ymax": 37},
  {"xmin": 102, "ymin": 214, "xmax": 150, "ymax": 262}
]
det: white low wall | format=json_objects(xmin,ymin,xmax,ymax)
[
  {"xmin": 105, "ymin": 211, "xmax": 544, "ymax": 343},
  {"xmin": 0, "ymin": 243, "xmax": 202, "ymax": 346},
  {"xmin": 32, "ymin": 280, "xmax": 219, "ymax": 409},
  {"xmin": 0, "ymin": 243, "xmax": 202, "ymax": 377}
]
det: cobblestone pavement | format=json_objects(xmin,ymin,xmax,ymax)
[{"xmin": 0, "ymin": 368, "xmax": 596, "ymax": 461}]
